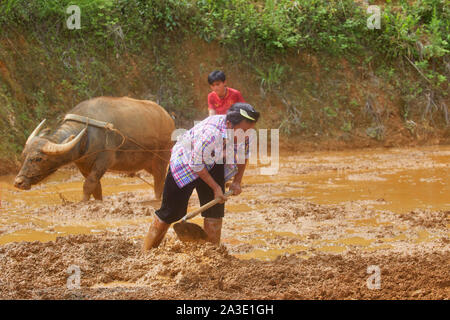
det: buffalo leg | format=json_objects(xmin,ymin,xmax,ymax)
[
  {"xmin": 83, "ymin": 173, "xmax": 106, "ymax": 201},
  {"xmin": 81, "ymin": 155, "xmax": 110, "ymax": 201},
  {"xmin": 76, "ymin": 166, "xmax": 93, "ymax": 201},
  {"xmin": 148, "ymin": 154, "xmax": 168, "ymax": 200},
  {"xmin": 145, "ymin": 166, "xmax": 162, "ymax": 200},
  {"xmin": 92, "ymin": 181, "xmax": 103, "ymax": 200}
]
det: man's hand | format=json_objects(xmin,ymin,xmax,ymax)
[
  {"xmin": 229, "ymin": 181, "xmax": 242, "ymax": 196},
  {"xmin": 213, "ymin": 185, "xmax": 227, "ymax": 203}
]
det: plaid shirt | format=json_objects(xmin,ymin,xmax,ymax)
[{"xmin": 170, "ymin": 115, "xmax": 250, "ymax": 188}]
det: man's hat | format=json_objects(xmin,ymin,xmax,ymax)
[{"xmin": 227, "ymin": 103, "xmax": 260, "ymax": 122}]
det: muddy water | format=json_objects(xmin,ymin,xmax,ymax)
[
  {"xmin": 230, "ymin": 146, "xmax": 449, "ymax": 260},
  {"xmin": 243, "ymin": 147, "xmax": 450, "ymax": 213},
  {"xmin": 0, "ymin": 171, "xmax": 154, "ymax": 245},
  {"xmin": 0, "ymin": 146, "xmax": 449, "ymax": 261}
]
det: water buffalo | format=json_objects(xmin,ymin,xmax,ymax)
[{"xmin": 14, "ymin": 96, "xmax": 175, "ymax": 201}]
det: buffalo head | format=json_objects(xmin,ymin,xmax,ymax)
[{"xmin": 14, "ymin": 119, "xmax": 86, "ymax": 190}]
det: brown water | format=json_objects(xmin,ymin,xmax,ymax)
[
  {"xmin": 0, "ymin": 171, "xmax": 153, "ymax": 245},
  {"xmin": 1, "ymin": 145, "xmax": 449, "ymax": 260},
  {"xmin": 243, "ymin": 147, "xmax": 450, "ymax": 213}
]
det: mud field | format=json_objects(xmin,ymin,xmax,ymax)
[{"xmin": 0, "ymin": 146, "xmax": 449, "ymax": 299}]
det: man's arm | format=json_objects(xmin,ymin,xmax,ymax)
[
  {"xmin": 189, "ymin": 127, "xmax": 225, "ymax": 202},
  {"xmin": 229, "ymin": 161, "xmax": 247, "ymax": 196},
  {"xmin": 229, "ymin": 134, "xmax": 251, "ymax": 195},
  {"xmin": 208, "ymin": 93, "xmax": 217, "ymax": 116}
]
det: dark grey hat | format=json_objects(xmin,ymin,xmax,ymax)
[{"xmin": 226, "ymin": 103, "xmax": 260, "ymax": 123}]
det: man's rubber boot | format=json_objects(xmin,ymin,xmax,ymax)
[
  {"xmin": 142, "ymin": 214, "xmax": 170, "ymax": 251},
  {"xmin": 203, "ymin": 217, "xmax": 223, "ymax": 245}
]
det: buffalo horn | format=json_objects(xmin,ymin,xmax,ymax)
[
  {"xmin": 42, "ymin": 128, "xmax": 87, "ymax": 155},
  {"xmin": 25, "ymin": 119, "xmax": 47, "ymax": 146}
]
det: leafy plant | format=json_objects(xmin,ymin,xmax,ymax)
[{"xmin": 254, "ymin": 63, "xmax": 287, "ymax": 93}]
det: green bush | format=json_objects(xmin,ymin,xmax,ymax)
[
  {"xmin": 1, "ymin": 0, "xmax": 448, "ymax": 61},
  {"xmin": 0, "ymin": 0, "xmax": 448, "ymax": 151}
]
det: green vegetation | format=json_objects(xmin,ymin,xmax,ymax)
[
  {"xmin": 3, "ymin": 1, "xmax": 447, "ymax": 59},
  {"xmin": 0, "ymin": 0, "xmax": 449, "ymax": 171}
]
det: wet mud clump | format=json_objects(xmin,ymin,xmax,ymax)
[
  {"xmin": 1, "ymin": 146, "xmax": 449, "ymax": 299},
  {"xmin": 0, "ymin": 234, "xmax": 448, "ymax": 300}
]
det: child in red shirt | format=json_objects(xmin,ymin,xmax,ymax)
[{"xmin": 208, "ymin": 70, "xmax": 245, "ymax": 115}]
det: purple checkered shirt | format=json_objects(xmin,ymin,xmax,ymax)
[{"xmin": 170, "ymin": 115, "xmax": 250, "ymax": 188}]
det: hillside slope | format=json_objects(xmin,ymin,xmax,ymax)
[{"xmin": 0, "ymin": 0, "xmax": 449, "ymax": 173}]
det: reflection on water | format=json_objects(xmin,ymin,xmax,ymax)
[
  {"xmin": 0, "ymin": 226, "xmax": 94, "ymax": 245},
  {"xmin": 234, "ymin": 245, "xmax": 309, "ymax": 261},
  {"xmin": 0, "ymin": 171, "xmax": 150, "ymax": 208},
  {"xmin": 246, "ymin": 167, "xmax": 449, "ymax": 214}
]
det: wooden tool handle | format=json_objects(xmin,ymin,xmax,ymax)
[{"xmin": 183, "ymin": 190, "xmax": 234, "ymax": 221}]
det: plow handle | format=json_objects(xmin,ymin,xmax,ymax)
[{"xmin": 182, "ymin": 190, "xmax": 234, "ymax": 221}]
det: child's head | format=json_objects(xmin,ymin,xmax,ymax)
[{"xmin": 208, "ymin": 70, "xmax": 226, "ymax": 96}]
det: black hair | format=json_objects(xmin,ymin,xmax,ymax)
[
  {"xmin": 226, "ymin": 103, "xmax": 260, "ymax": 125},
  {"xmin": 208, "ymin": 70, "xmax": 226, "ymax": 84}
]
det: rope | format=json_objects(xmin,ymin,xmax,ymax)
[
  {"xmin": 21, "ymin": 119, "xmax": 172, "ymax": 180},
  {"xmin": 62, "ymin": 114, "xmax": 171, "ymax": 162},
  {"xmin": 73, "ymin": 124, "xmax": 171, "ymax": 163},
  {"xmin": 134, "ymin": 174, "xmax": 154, "ymax": 186}
]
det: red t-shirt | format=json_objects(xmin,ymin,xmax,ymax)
[{"xmin": 208, "ymin": 87, "xmax": 245, "ymax": 115}]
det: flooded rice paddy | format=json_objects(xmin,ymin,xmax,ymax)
[{"xmin": 0, "ymin": 146, "xmax": 448, "ymax": 299}]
